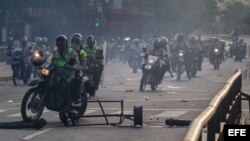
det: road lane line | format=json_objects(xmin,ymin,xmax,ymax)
[
  {"xmin": 54, "ymin": 109, "xmax": 98, "ymax": 118},
  {"xmin": 124, "ymin": 98, "xmax": 212, "ymax": 102},
  {"xmin": 112, "ymin": 111, "xmax": 132, "ymax": 115},
  {"xmin": 0, "ymin": 110, "xmax": 6, "ymax": 113},
  {"xmin": 87, "ymin": 107, "xmax": 204, "ymax": 111},
  {"xmin": 0, "ymin": 102, "xmax": 21, "ymax": 105},
  {"xmin": 153, "ymin": 111, "xmax": 187, "ymax": 118},
  {"xmin": 166, "ymin": 85, "xmax": 184, "ymax": 89},
  {"xmin": 22, "ymin": 128, "xmax": 53, "ymax": 140},
  {"xmin": 7, "ymin": 113, "xmax": 21, "ymax": 117},
  {"xmin": 7, "ymin": 110, "xmax": 49, "ymax": 117}
]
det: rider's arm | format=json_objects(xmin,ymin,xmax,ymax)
[{"xmin": 66, "ymin": 51, "xmax": 80, "ymax": 71}]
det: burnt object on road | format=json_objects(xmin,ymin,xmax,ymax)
[
  {"xmin": 0, "ymin": 118, "xmax": 47, "ymax": 129},
  {"xmin": 165, "ymin": 118, "xmax": 191, "ymax": 127}
]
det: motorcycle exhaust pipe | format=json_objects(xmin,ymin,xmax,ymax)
[{"xmin": 0, "ymin": 118, "xmax": 47, "ymax": 129}]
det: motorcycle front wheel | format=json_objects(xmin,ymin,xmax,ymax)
[
  {"xmin": 12, "ymin": 67, "xmax": 21, "ymax": 86},
  {"xmin": 150, "ymin": 84, "xmax": 158, "ymax": 91},
  {"xmin": 140, "ymin": 72, "xmax": 150, "ymax": 92},
  {"xmin": 75, "ymin": 91, "xmax": 88, "ymax": 120},
  {"xmin": 21, "ymin": 87, "xmax": 44, "ymax": 122}
]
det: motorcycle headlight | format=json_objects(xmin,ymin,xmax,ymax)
[
  {"xmin": 148, "ymin": 59, "xmax": 154, "ymax": 64},
  {"xmin": 178, "ymin": 52, "xmax": 184, "ymax": 57},
  {"xmin": 34, "ymin": 51, "xmax": 40, "ymax": 58},
  {"xmin": 214, "ymin": 49, "xmax": 219, "ymax": 53},
  {"xmin": 41, "ymin": 69, "xmax": 49, "ymax": 76}
]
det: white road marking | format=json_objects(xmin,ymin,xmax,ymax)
[
  {"xmin": 7, "ymin": 113, "xmax": 21, "ymax": 117},
  {"xmin": 153, "ymin": 111, "xmax": 187, "ymax": 118},
  {"xmin": 112, "ymin": 111, "xmax": 132, "ymax": 115},
  {"xmin": 167, "ymin": 85, "xmax": 184, "ymax": 89},
  {"xmin": 0, "ymin": 110, "xmax": 6, "ymax": 113},
  {"xmin": 87, "ymin": 108, "xmax": 203, "ymax": 111},
  {"xmin": 124, "ymin": 98, "xmax": 212, "ymax": 102},
  {"xmin": 54, "ymin": 109, "xmax": 97, "ymax": 118},
  {"xmin": 0, "ymin": 102, "xmax": 21, "ymax": 105},
  {"xmin": 7, "ymin": 110, "xmax": 49, "ymax": 117},
  {"xmin": 22, "ymin": 128, "xmax": 53, "ymax": 140},
  {"xmin": 84, "ymin": 109, "xmax": 97, "ymax": 114}
]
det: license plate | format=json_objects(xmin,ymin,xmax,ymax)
[{"xmin": 145, "ymin": 65, "xmax": 152, "ymax": 70}]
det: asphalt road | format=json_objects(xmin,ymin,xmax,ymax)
[{"xmin": 0, "ymin": 57, "xmax": 248, "ymax": 141}]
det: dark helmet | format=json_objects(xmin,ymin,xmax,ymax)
[
  {"xmin": 132, "ymin": 38, "xmax": 140, "ymax": 46},
  {"xmin": 174, "ymin": 33, "xmax": 184, "ymax": 43},
  {"xmin": 161, "ymin": 36, "xmax": 168, "ymax": 46},
  {"xmin": 153, "ymin": 38, "xmax": 161, "ymax": 49},
  {"xmin": 239, "ymin": 39, "xmax": 244, "ymax": 44},
  {"xmin": 86, "ymin": 35, "xmax": 95, "ymax": 46},
  {"xmin": 231, "ymin": 31, "xmax": 239, "ymax": 37},
  {"xmin": 189, "ymin": 36, "xmax": 196, "ymax": 44},
  {"xmin": 71, "ymin": 33, "xmax": 83, "ymax": 45},
  {"xmin": 55, "ymin": 35, "xmax": 67, "ymax": 50},
  {"xmin": 21, "ymin": 36, "xmax": 28, "ymax": 45},
  {"xmin": 35, "ymin": 37, "xmax": 42, "ymax": 43},
  {"xmin": 42, "ymin": 37, "xmax": 48, "ymax": 44}
]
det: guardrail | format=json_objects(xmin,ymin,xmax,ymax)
[{"xmin": 183, "ymin": 69, "xmax": 243, "ymax": 141}]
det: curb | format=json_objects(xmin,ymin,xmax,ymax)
[{"xmin": 0, "ymin": 76, "xmax": 12, "ymax": 81}]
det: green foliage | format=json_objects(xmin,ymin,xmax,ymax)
[{"xmin": 221, "ymin": 1, "xmax": 250, "ymax": 27}]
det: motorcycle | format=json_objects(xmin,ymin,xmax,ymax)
[
  {"xmin": 119, "ymin": 45, "xmax": 127, "ymax": 64},
  {"xmin": 11, "ymin": 50, "xmax": 32, "ymax": 85},
  {"xmin": 21, "ymin": 51, "xmax": 88, "ymax": 126},
  {"xmin": 176, "ymin": 50, "xmax": 186, "ymax": 80},
  {"xmin": 140, "ymin": 55, "xmax": 163, "ymax": 91},
  {"xmin": 131, "ymin": 51, "xmax": 143, "ymax": 73},
  {"xmin": 188, "ymin": 49, "xmax": 199, "ymax": 77},
  {"xmin": 85, "ymin": 55, "xmax": 103, "ymax": 97},
  {"xmin": 234, "ymin": 47, "xmax": 245, "ymax": 62},
  {"xmin": 211, "ymin": 48, "xmax": 221, "ymax": 70}
]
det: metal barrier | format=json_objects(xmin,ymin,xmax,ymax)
[{"xmin": 183, "ymin": 69, "xmax": 243, "ymax": 141}]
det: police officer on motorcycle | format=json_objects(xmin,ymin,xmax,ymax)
[
  {"xmin": 173, "ymin": 33, "xmax": 191, "ymax": 80},
  {"xmin": 160, "ymin": 36, "xmax": 173, "ymax": 78},
  {"xmin": 51, "ymin": 35, "xmax": 81, "ymax": 105},
  {"xmin": 20, "ymin": 36, "xmax": 32, "ymax": 83},
  {"xmin": 83, "ymin": 35, "xmax": 104, "ymax": 94},
  {"xmin": 150, "ymin": 38, "xmax": 167, "ymax": 83},
  {"xmin": 71, "ymin": 33, "xmax": 87, "ymax": 71}
]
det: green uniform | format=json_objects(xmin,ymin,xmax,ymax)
[
  {"xmin": 77, "ymin": 49, "xmax": 88, "ymax": 71},
  {"xmin": 51, "ymin": 47, "xmax": 80, "ymax": 77},
  {"xmin": 83, "ymin": 46, "xmax": 99, "ymax": 58}
]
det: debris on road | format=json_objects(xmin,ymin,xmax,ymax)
[
  {"xmin": 126, "ymin": 77, "xmax": 137, "ymax": 81},
  {"xmin": 144, "ymin": 96, "xmax": 150, "ymax": 101},
  {"xmin": 165, "ymin": 118, "xmax": 191, "ymax": 127},
  {"xmin": 6, "ymin": 100, "xmax": 13, "ymax": 103},
  {"xmin": 126, "ymin": 90, "xmax": 133, "ymax": 92},
  {"xmin": 181, "ymin": 100, "xmax": 188, "ymax": 102}
]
